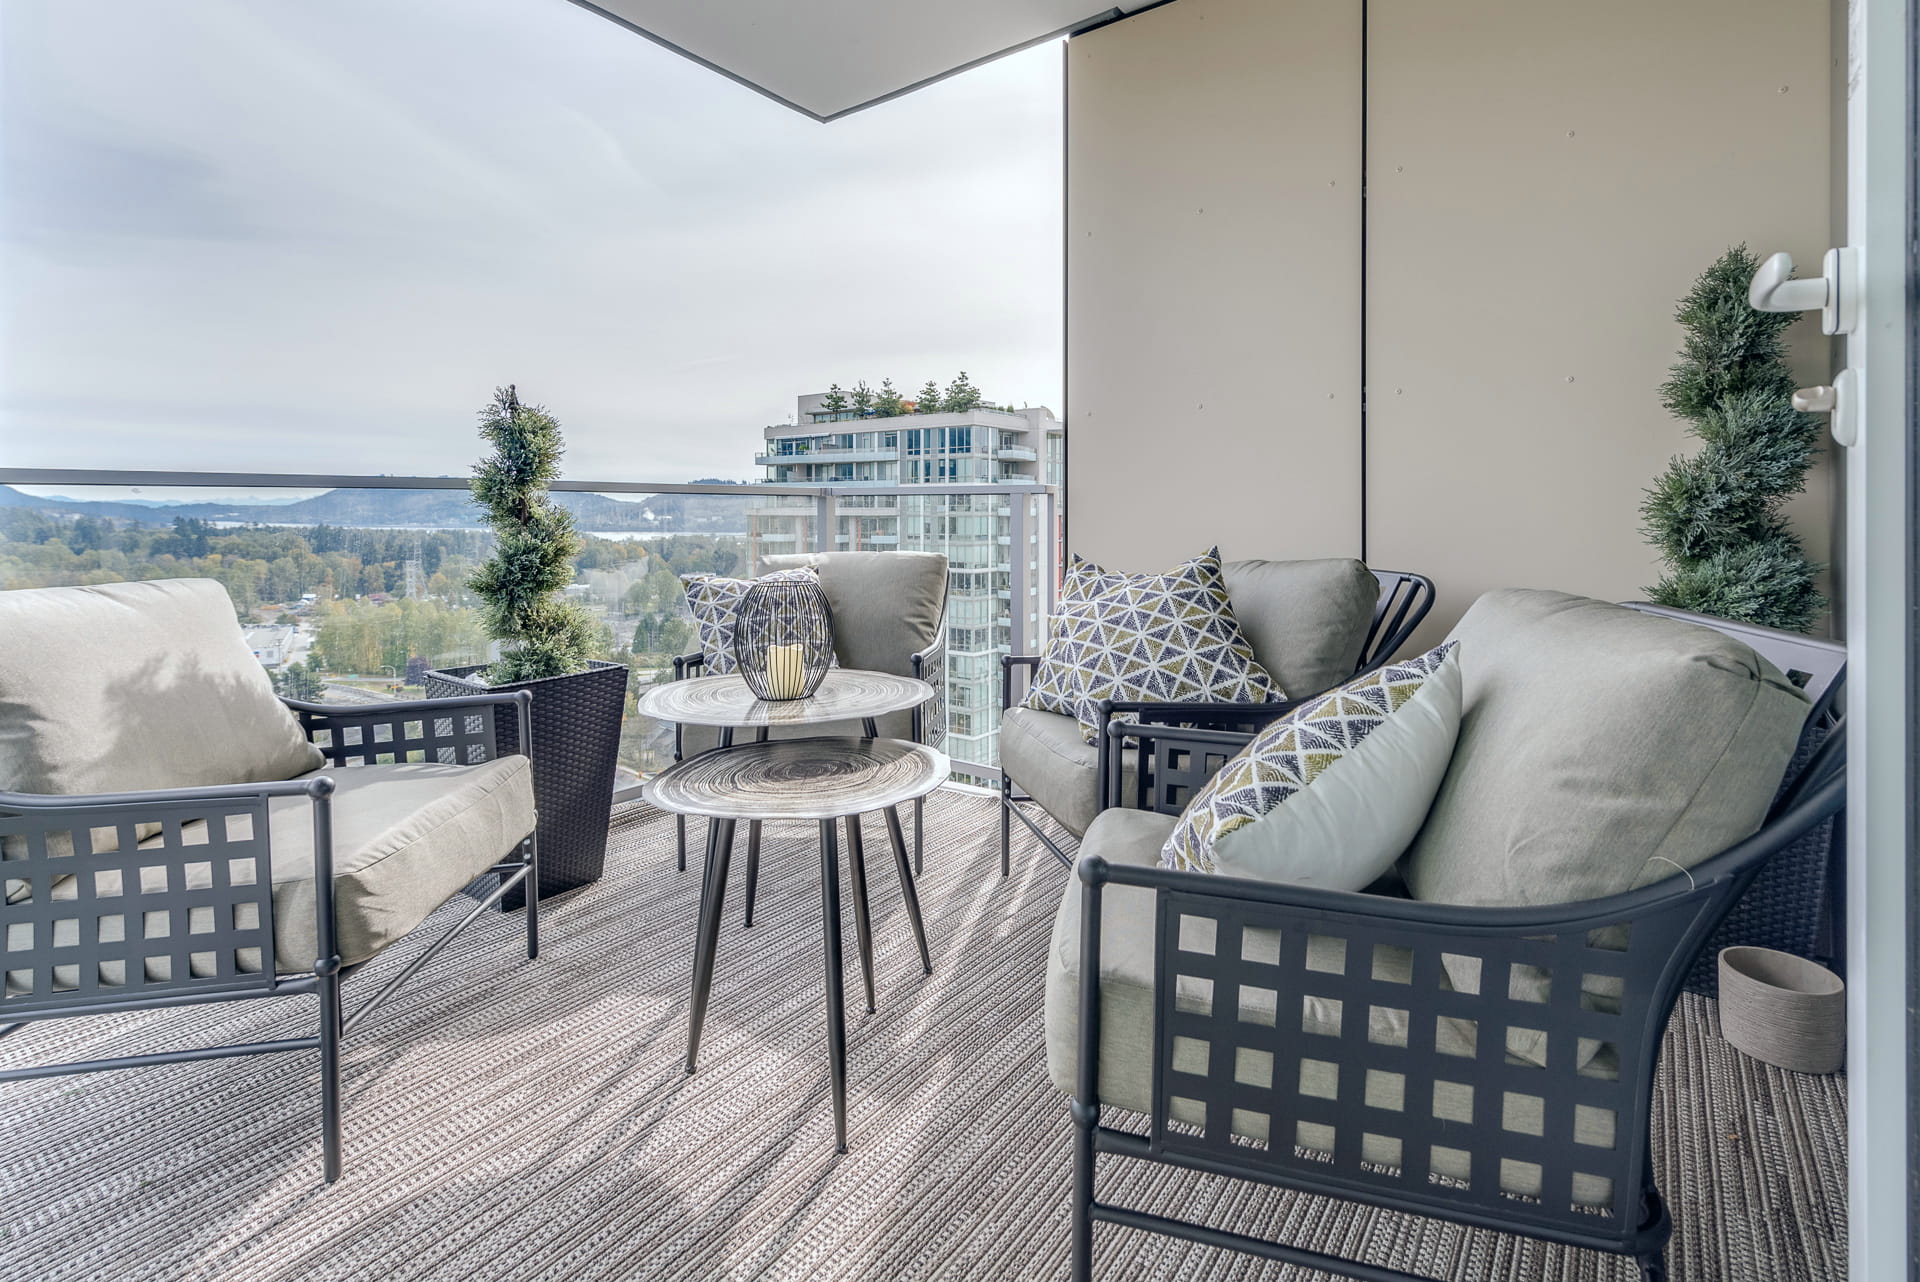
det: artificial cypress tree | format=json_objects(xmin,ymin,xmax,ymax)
[
  {"xmin": 1640, "ymin": 246, "xmax": 1825, "ymax": 632},
  {"xmin": 467, "ymin": 385, "xmax": 599, "ymax": 682}
]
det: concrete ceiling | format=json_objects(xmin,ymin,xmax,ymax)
[{"xmin": 565, "ymin": 0, "xmax": 1160, "ymax": 121}]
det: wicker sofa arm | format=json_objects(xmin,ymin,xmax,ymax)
[
  {"xmin": 284, "ymin": 691, "xmax": 532, "ymax": 767},
  {"xmin": 1073, "ymin": 766, "xmax": 1842, "ymax": 1251}
]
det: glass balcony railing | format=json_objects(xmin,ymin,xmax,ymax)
[{"xmin": 0, "ymin": 470, "xmax": 1059, "ymax": 792}]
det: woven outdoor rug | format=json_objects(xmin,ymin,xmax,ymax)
[{"xmin": 1, "ymin": 790, "xmax": 1846, "ymax": 1282}]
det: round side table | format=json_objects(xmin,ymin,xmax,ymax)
[
  {"xmin": 638, "ymin": 669, "xmax": 939, "ymax": 925},
  {"xmin": 643, "ymin": 736, "xmax": 949, "ymax": 1153}
]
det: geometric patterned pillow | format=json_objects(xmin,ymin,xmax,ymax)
[
  {"xmin": 1160, "ymin": 641, "xmax": 1461, "ymax": 883},
  {"xmin": 1024, "ymin": 546, "xmax": 1283, "ymax": 743},
  {"xmin": 681, "ymin": 567, "xmax": 827, "ymax": 675}
]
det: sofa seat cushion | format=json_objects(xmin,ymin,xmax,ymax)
[
  {"xmin": 0, "ymin": 578, "xmax": 324, "ymax": 799},
  {"xmin": 1000, "ymin": 706, "xmax": 1136, "ymax": 839},
  {"xmin": 1402, "ymin": 589, "xmax": 1811, "ymax": 908},
  {"xmin": 1043, "ymin": 807, "xmax": 1614, "ymax": 1187},
  {"xmin": 6, "ymin": 758, "xmax": 535, "ymax": 997},
  {"xmin": 1161, "ymin": 642, "xmax": 1461, "ymax": 887},
  {"xmin": 1220, "ymin": 558, "xmax": 1381, "ymax": 699}
]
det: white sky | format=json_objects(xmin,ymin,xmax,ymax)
[{"xmin": 0, "ymin": 0, "xmax": 1064, "ymax": 483}]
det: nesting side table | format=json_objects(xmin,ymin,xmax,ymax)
[{"xmin": 642, "ymin": 735, "xmax": 948, "ymax": 1152}]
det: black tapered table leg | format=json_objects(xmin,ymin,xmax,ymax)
[
  {"xmin": 676, "ymin": 814, "xmax": 687, "ymax": 872},
  {"xmin": 913, "ymin": 795, "xmax": 924, "ymax": 876},
  {"xmin": 843, "ymin": 815, "xmax": 876, "ymax": 1014},
  {"xmin": 743, "ymin": 821, "xmax": 762, "ymax": 927},
  {"xmin": 686, "ymin": 818, "xmax": 735, "ymax": 1073},
  {"xmin": 882, "ymin": 806, "xmax": 933, "ymax": 975},
  {"xmin": 818, "ymin": 818, "xmax": 849, "ymax": 1153}
]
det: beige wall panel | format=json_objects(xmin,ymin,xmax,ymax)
[
  {"xmin": 1065, "ymin": 0, "xmax": 1363, "ymax": 572},
  {"xmin": 1367, "ymin": 0, "xmax": 1834, "ymax": 651}
]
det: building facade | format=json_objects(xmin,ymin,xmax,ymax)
[{"xmin": 749, "ymin": 393, "xmax": 1063, "ymax": 779}]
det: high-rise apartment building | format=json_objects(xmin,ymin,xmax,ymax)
[{"xmin": 747, "ymin": 391, "xmax": 1063, "ymax": 780}]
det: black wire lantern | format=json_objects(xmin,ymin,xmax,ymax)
[{"xmin": 732, "ymin": 579, "xmax": 835, "ymax": 700}]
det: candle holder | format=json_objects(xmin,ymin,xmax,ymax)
[{"xmin": 733, "ymin": 579, "xmax": 835, "ymax": 700}]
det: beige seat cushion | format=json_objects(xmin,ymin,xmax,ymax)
[
  {"xmin": 0, "ymin": 578, "xmax": 324, "ymax": 798},
  {"xmin": 1044, "ymin": 806, "xmax": 1614, "ymax": 1196},
  {"xmin": 1220, "ymin": 558, "xmax": 1381, "ymax": 699},
  {"xmin": 4, "ymin": 758, "xmax": 535, "ymax": 996},
  {"xmin": 1000, "ymin": 705, "xmax": 1136, "ymax": 838},
  {"xmin": 1402, "ymin": 589, "xmax": 1810, "ymax": 907}
]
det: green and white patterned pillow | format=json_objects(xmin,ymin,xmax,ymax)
[
  {"xmin": 1025, "ymin": 547, "xmax": 1283, "ymax": 742},
  {"xmin": 1161, "ymin": 641, "xmax": 1462, "ymax": 888},
  {"xmin": 682, "ymin": 567, "xmax": 826, "ymax": 675}
]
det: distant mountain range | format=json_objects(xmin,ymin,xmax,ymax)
[{"xmin": 0, "ymin": 485, "xmax": 755, "ymax": 533}]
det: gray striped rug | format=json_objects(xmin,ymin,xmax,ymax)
[{"xmin": 0, "ymin": 790, "xmax": 1847, "ymax": 1281}]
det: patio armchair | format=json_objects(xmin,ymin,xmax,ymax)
[
  {"xmin": 1000, "ymin": 562, "xmax": 1434, "ymax": 873},
  {"xmin": 669, "ymin": 551, "xmax": 948, "ymax": 913},
  {"xmin": 1045, "ymin": 591, "xmax": 1845, "ymax": 1282},
  {"xmin": 0, "ymin": 579, "xmax": 540, "ymax": 1184}
]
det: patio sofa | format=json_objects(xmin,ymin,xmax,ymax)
[
  {"xmin": 999, "ymin": 559, "xmax": 1433, "ymax": 873},
  {"xmin": 0, "ymin": 578, "xmax": 540, "ymax": 1183},
  {"xmin": 1044, "ymin": 588, "xmax": 1846, "ymax": 1282}
]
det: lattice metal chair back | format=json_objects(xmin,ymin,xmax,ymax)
[
  {"xmin": 1070, "ymin": 707, "xmax": 1847, "ymax": 1281},
  {"xmin": 2, "ymin": 791, "xmax": 288, "ymax": 1020},
  {"xmin": 1360, "ymin": 571, "xmax": 1437, "ymax": 673}
]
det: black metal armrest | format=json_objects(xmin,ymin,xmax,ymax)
[
  {"xmin": 910, "ymin": 633, "xmax": 947, "ymax": 748},
  {"xmin": 671, "ymin": 652, "xmax": 706, "ymax": 679},
  {"xmin": 1100, "ymin": 717, "xmax": 1255, "ymax": 815},
  {"xmin": 284, "ymin": 691, "xmax": 533, "ymax": 766},
  {"xmin": 1001, "ymin": 653, "xmax": 1042, "ymax": 714},
  {"xmin": 1072, "ymin": 766, "xmax": 1844, "ymax": 1251},
  {"xmin": 0, "ymin": 775, "xmax": 340, "ymax": 1021}
]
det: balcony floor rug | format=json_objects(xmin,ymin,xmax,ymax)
[{"xmin": 0, "ymin": 790, "xmax": 1846, "ymax": 1282}]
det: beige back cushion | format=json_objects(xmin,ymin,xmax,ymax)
[
  {"xmin": 758, "ymin": 552, "xmax": 947, "ymax": 676},
  {"xmin": 1219, "ymin": 558, "xmax": 1379, "ymax": 699},
  {"xmin": 1402, "ymin": 589, "xmax": 1809, "ymax": 907},
  {"xmin": 0, "ymin": 579, "xmax": 324, "ymax": 797}
]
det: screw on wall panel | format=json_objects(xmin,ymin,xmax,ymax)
[
  {"xmin": 1565, "ymin": 376, "xmax": 1576, "ymax": 383},
  {"xmin": 1395, "ymin": 165, "xmax": 1404, "ymax": 173},
  {"xmin": 1395, "ymin": 388, "xmax": 1404, "ymax": 395},
  {"xmin": 1779, "ymin": 84, "xmax": 1790, "ymax": 93},
  {"xmin": 1566, "ymin": 130, "xmax": 1576, "ymax": 138}
]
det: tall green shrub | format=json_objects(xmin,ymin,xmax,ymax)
[
  {"xmin": 467, "ymin": 386, "xmax": 599, "ymax": 682},
  {"xmin": 1640, "ymin": 246, "xmax": 1825, "ymax": 631}
]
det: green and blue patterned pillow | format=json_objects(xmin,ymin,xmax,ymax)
[
  {"xmin": 1025, "ymin": 547, "xmax": 1282, "ymax": 743},
  {"xmin": 1161, "ymin": 641, "xmax": 1462, "ymax": 888}
]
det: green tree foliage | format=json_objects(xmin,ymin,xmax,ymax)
[
  {"xmin": 315, "ymin": 596, "xmax": 491, "ymax": 676},
  {"xmin": 819, "ymin": 383, "xmax": 849, "ymax": 416},
  {"xmin": 940, "ymin": 371, "xmax": 983, "ymax": 412},
  {"xmin": 915, "ymin": 380, "xmax": 943, "ymax": 413},
  {"xmin": 874, "ymin": 378, "xmax": 905, "ymax": 418},
  {"xmin": 1640, "ymin": 247, "xmax": 1825, "ymax": 631},
  {"xmin": 850, "ymin": 380, "xmax": 875, "ymax": 417},
  {"xmin": 466, "ymin": 386, "xmax": 601, "ymax": 682}
]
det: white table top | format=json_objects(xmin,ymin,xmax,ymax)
[
  {"xmin": 641, "ymin": 737, "xmax": 950, "ymax": 821},
  {"xmin": 636, "ymin": 668, "xmax": 934, "ymax": 729}
]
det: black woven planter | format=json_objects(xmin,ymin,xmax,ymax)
[{"xmin": 424, "ymin": 659, "xmax": 629, "ymax": 910}]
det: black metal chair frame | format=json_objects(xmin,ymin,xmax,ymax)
[
  {"xmin": 669, "ymin": 615, "xmax": 947, "ymax": 921},
  {"xmin": 1063, "ymin": 612, "xmax": 1847, "ymax": 1281},
  {"xmin": 1001, "ymin": 570, "xmax": 1437, "ymax": 874},
  {"xmin": 0, "ymin": 690, "xmax": 540, "ymax": 1185}
]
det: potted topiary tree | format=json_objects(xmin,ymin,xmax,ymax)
[{"xmin": 425, "ymin": 386, "xmax": 628, "ymax": 907}]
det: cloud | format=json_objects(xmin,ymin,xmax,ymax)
[{"xmin": 0, "ymin": 0, "xmax": 1063, "ymax": 483}]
